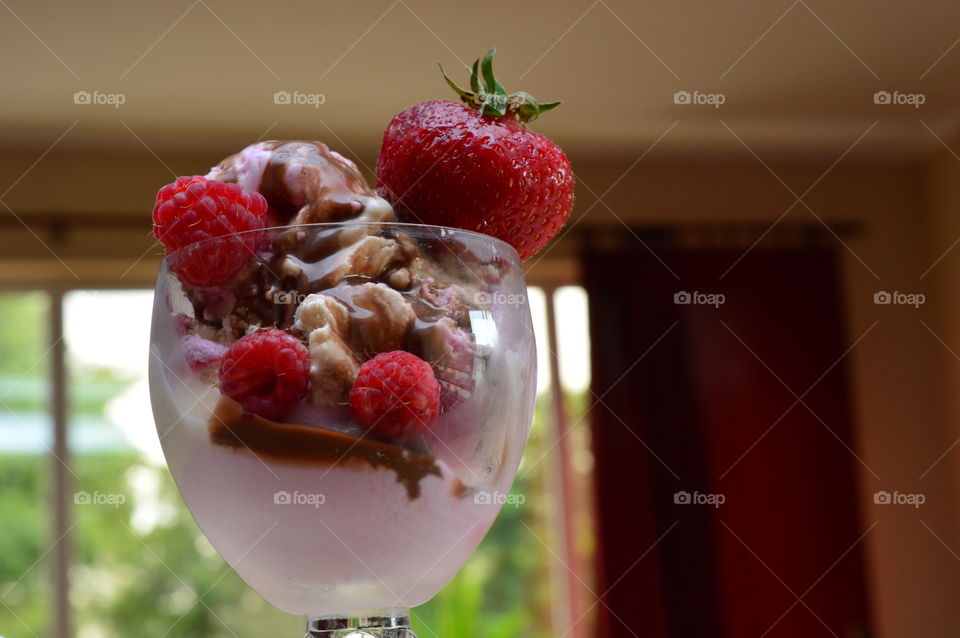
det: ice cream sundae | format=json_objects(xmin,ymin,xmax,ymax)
[{"xmin": 148, "ymin": 49, "xmax": 573, "ymax": 635}]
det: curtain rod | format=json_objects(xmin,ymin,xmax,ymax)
[
  {"xmin": 0, "ymin": 215, "xmax": 863, "ymax": 248},
  {"xmin": 0, "ymin": 212, "xmax": 146, "ymax": 231},
  {"xmin": 579, "ymin": 221, "xmax": 861, "ymax": 248}
]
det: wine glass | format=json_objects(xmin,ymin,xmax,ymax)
[{"xmin": 148, "ymin": 222, "xmax": 537, "ymax": 637}]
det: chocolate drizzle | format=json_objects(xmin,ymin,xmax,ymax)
[
  {"xmin": 210, "ymin": 141, "xmax": 386, "ymax": 226},
  {"xmin": 209, "ymin": 396, "xmax": 442, "ymax": 499}
]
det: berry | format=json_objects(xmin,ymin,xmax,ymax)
[
  {"xmin": 181, "ymin": 334, "xmax": 228, "ymax": 373},
  {"xmin": 218, "ymin": 329, "xmax": 309, "ymax": 421},
  {"xmin": 349, "ymin": 351, "xmax": 441, "ymax": 440},
  {"xmin": 153, "ymin": 176, "xmax": 269, "ymax": 287},
  {"xmin": 376, "ymin": 49, "xmax": 573, "ymax": 260}
]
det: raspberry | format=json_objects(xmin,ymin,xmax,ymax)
[
  {"xmin": 218, "ymin": 329, "xmax": 309, "ymax": 421},
  {"xmin": 152, "ymin": 176, "xmax": 269, "ymax": 287},
  {"xmin": 349, "ymin": 351, "xmax": 441, "ymax": 440}
]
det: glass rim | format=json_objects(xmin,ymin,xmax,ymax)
[{"xmin": 163, "ymin": 221, "xmax": 521, "ymax": 262}]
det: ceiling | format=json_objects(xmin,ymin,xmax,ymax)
[{"xmin": 1, "ymin": 0, "xmax": 959, "ymax": 162}]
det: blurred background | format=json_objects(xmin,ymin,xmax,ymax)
[{"xmin": 1, "ymin": 1, "xmax": 960, "ymax": 637}]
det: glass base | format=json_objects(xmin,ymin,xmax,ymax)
[{"xmin": 306, "ymin": 610, "xmax": 415, "ymax": 638}]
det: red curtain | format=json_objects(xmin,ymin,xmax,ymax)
[{"xmin": 584, "ymin": 241, "xmax": 871, "ymax": 638}]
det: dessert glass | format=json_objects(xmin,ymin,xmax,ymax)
[{"xmin": 148, "ymin": 222, "xmax": 537, "ymax": 637}]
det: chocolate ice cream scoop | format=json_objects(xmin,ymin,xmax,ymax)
[{"xmin": 207, "ymin": 141, "xmax": 395, "ymax": 226}]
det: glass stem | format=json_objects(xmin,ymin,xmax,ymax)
[{"xmin": 306, "ymin": 609, "xmax": 415, "ymax": 638}]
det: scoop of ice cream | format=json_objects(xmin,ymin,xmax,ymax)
[
  {"xmin": 207, "ymin": 141, "xmax": 396, "ymax": 226},
  {"xmin": 294, "ymin": 293, "xmax": 350, "ymax": 335},
  {"xmin": 346, "ymin": 283, "xmax": 416, "ymax": 356},
  {"xmin": 307, "ymin": 325, "xmax": 359, "ymax": 406}
]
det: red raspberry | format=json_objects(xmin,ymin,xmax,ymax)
[
  {"xmin": 218, "ymin": 329, "xmax": 309, "ymax": 421},
  {"xmin": 152, "ymin": 176, "xmax": 269, "ymax": 287},
  {"xmin": 350, "ymin": 351, "xmax": 441, "ymax": 440}
]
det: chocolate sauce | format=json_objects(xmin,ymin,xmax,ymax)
[
  {"xmin": 451, "ymin": 478, "xmax": 473, "ymax": 499},
  {"xmin": 209, "ymin": 396, "xmax": 441, "ymax": 499},
  {"xmin": 213, "ymin": 141, "xmax": 378, "ymax": 225}
]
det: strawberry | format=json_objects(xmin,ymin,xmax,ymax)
[{"xmin": 376, "ymin": 49, "xmax": 574, "ymax": 261}]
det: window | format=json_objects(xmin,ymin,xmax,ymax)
[
  {"xmin": 64, "ymin": 290, "xmax": 300, "ymax": 638},
  {"xmin": 0, "ymin": 285, "xmax": 594, "ymax": 638},
  {"xmin": 0, "ymin": 292, "xmax": 52, "ymax": 638}
]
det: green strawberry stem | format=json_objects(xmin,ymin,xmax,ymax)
[{"xmin": 440, "ymin": 48, "xmax": 560, "ymax": 123}]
